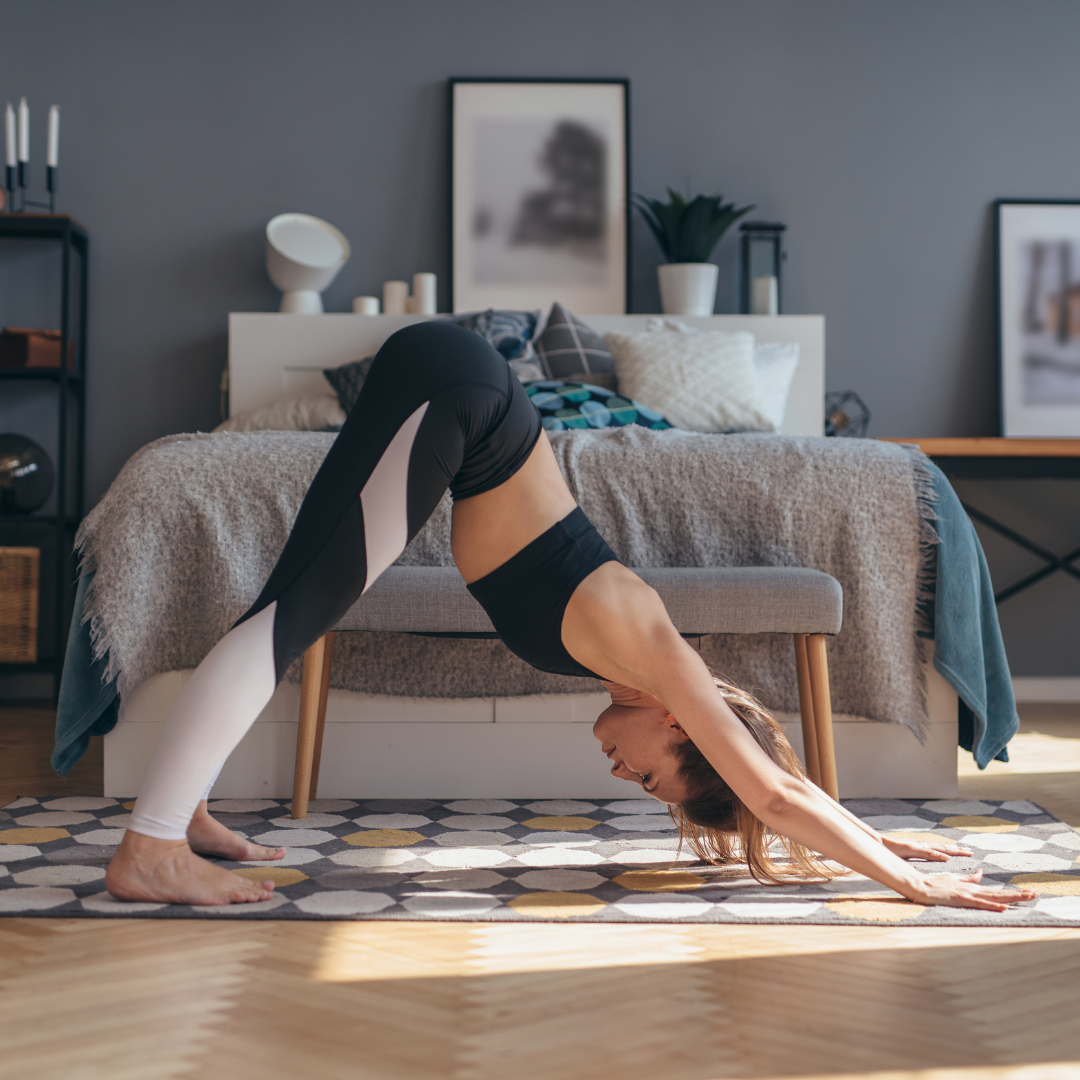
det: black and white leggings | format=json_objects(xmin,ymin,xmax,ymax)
[{"xmin": 129, "ymin": 322, "xmax": 541, "ymax": 840}]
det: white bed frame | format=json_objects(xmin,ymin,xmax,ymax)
[{"xmin": 103, "ymin": 313, "xmax": 958, "ymax": 800}]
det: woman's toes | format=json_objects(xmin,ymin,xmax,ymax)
[
  {"xmin": 234, "ymin": 878, "xmax": 274, "ymax": 902},
  {"xmin": 246, "ymin": 844, "xmax": 286, "ymax": 862}
]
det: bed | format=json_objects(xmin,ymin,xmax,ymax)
[{"xmin": 78, "ymin": 312, "xmax": 971, "ymax": 800}]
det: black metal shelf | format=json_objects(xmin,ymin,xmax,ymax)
[
  {"xmin": 0, "ymin": 212, "xmax": 88, "ymax": 246},
  {"xmin": 0, "ymin": 661, "xmax": 62, "ymax": 676},
  {"xmin": 0, "ymin": 213, "xmax": 89, "ymax": 696},
  {"xmin": 3, "ymin": 514, "xmax": 80, "ymax": 528},
  {"xmin": 0, "ymin": 367, "xmax": 83, "ymax": 382}
]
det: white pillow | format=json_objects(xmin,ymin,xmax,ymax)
[
  {"xmin": 752, "ymin": 341, "xmax": 800, "ymax": 430},
  {"xmin": 213, "ymin": 393, "xmax": 346, "ymax": 433},
  {"xmin": 605, "ymin": 330, "xmax": 773, "ymax": 433}
]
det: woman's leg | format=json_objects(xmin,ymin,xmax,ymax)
[{"xmin": 107, "ymin": 326, "xmax": 498, "ymax": 903}]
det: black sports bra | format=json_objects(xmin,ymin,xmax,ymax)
[{"xmin": 467, "ymin": 507, "xmax": 619, "ymax": 678}]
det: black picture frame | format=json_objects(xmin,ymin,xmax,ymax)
[
  {"xmin": 995, "ymin": 198, "xmax": 1080, "ymax": 436},
  {"xmin": 448, "ymin": 77, "xmax": 630, "ymax": 315}
]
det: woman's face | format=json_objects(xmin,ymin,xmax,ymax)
[{"xmin": 592, "ymin": 702, "xmax": 690, "ymax": 805}]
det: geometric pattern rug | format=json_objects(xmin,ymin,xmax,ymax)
[{"xmin": 2, "ymin": 796, "xmax": 1079, "ymax": 925}]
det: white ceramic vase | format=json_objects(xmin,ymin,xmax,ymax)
[{"xmin": 657, "ymin": 262, "xmax": 719, "ymax": 316}]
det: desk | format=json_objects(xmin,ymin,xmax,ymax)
[{"xmin": 880, "ymin": 437, "xmax": 1080, "ymax": 603}]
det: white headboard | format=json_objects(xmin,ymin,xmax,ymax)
[{"xmin": 227, "ymin": 313, "xmax": 825, "ymax": 436}]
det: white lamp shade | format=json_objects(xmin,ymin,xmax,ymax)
[{"xmin": 266, "ymin": 213, "xmax": 351, "ymax": 311}]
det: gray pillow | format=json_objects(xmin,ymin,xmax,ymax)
[{"xmin": 535, "ymin": 303, "xmax": 615, "ymax": 380}]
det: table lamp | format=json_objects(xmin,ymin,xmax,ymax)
[{"xmin": 266, "ymin": 213, "xmax": 351, "ymax": 313}]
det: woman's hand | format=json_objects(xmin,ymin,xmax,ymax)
[
  {"xmin": 903, "ymin": 870, "xmax": 1037, "ymax": 912},
  {"xmin": 881, "ymin": 835, "xmax": 972, "ymax": 862}
]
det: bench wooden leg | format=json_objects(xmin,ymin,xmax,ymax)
[
  {"xmin": 805, "ymin": 633, "xmax": 839, "ymax": 800},
  {"xmin": 292, "ymin": 633, "xmax": 332, "ymax": 819},
  {"xmin": 308, "ymin": 632, "xmax": 335, "ymax": 803},
  {"xmin": 793, "ymin": 634, "xmax": 822, "ymax": 788}
]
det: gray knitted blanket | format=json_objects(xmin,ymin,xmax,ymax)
[{"xmin": 76, "ymin": 428, "xmax": 936, "ymax": 733}]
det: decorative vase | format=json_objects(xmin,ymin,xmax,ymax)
[{"xmin": 657, "ymin": 262, "xmax": 719, "ymax": 316}]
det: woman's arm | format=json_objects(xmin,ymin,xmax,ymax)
[
  {"xmin": 567, "ymin": 568, "xmax": 1031, "ymax": 910},
  {"xmin": 801, "ymin": 776, "xmax": 972, "ymax": 863},
  {"xmin": 658, "ymin": 653, "xmax": 1027, "ymax": 909}
]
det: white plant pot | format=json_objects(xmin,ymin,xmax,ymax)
[{"xmin": 657, "ymin": 262, "xmax": 719, "ymax": 316}]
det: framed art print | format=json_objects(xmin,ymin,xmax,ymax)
[
  {"xmin": 997, "ymin": 199, "xmax": 1080, "ymax": 436},
  {"xmin": 449, "ymin": 78, "xmax": 629, "ymax": 314}
]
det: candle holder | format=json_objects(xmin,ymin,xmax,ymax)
[
  {"xmin": 4, "ymin": 163, "xmax": 56, "ymax": 214},
  {"xmin": 739, "ymin": 221, "xmax": 786, "ymax": 315}
]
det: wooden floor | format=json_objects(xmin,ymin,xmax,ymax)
[{"xmin": 2, "ymin": 703, "xmax": 1079, "ymax": 1080}]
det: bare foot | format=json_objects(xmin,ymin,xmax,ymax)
[
  {"xmin": 187, "ymin": 801, "xmax": 286, "ymax": 862},
  {"xmin": 105, "ymin": 829, "xmax": 276, "ymax": 906}
]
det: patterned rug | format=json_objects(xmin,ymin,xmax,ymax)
[{"xmin": 2, "ymin": 796, "xmax": 1078, "ymax": 924}]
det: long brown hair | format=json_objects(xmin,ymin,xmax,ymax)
[{"xmin": 669, "ymin": 673, "xmax": 841, "ymax": 883}]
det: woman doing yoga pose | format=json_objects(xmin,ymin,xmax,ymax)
[{"xmin": 106, "ymin": 322, "xmax": 1035, "ymax": 911}]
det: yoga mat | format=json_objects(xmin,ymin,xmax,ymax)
[{"xmin": 1, "ymin": 797, "xmax": 1078, "ymax": 924}]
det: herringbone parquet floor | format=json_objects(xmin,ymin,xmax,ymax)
[{"xmin": 1, "ymin": 703, "xmax": 1079, "ymax": 1080}]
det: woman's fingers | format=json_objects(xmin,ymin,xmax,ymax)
[
  {"xmin": 912, "ymin": 870, "xmax": 1038, "ymax": 911},
  {"xmin": 881, "ymin": 836, "xmax": 973, "ymax": 862}
]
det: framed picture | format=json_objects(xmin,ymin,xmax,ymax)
[
  {"xmin": 449, "ymin": 78, "xmax": 629, "ymax": 314},
  {"xmin": 997, "ymin": 199, "xmax": 1080, "ymax": 436}
]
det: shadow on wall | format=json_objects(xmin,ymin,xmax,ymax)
[{"xmin": 952, "ymin": 203, "xmax": 999, "ymax": 436}]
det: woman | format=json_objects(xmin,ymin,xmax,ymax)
[{"xmin": 106, "ymin": 322, "xmax": 1033, "ymax": 911}]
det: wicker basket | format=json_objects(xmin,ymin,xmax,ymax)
[{"xmin": 0, "ymin": 546, "xmax": 39, "ymax": 663}]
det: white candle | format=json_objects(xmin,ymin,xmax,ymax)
[
  {"xmin": 17, "ymin": 97, "xmax": 28, "ymax": 162},
  {"xmin": 752, "ymin": 275, "xmax": 779, "ymax": 316},
  {"xmin": 412, "ymin": 272, "xmax": 437, "ymax": 315},
  {"xmin": 5, "ymin": 104, "xmax": 15, "ymax": 167},
  {"xmin": 47, "ymin": 105, "xmax": 59, "ymax": 167},
  {"xmin": 382, "ymin": 280, "xmax": 409, "ymax": 315},
  {"xmin": 352, "ymin": 296, "xmax": 380, "ymax": 314}
]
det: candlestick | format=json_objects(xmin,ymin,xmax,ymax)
[
  {"xmin": 17, "ymin": 98, "xmax": 28, "ymax": 162},
  {"xmin": 46, "ymin": 105, "xmax": 59, "ymax": 168},
  {"xmin": 17, "ymin": 97, "xmax": 28, "ymax": 191},
  {"xmin": 4, "ymin": 105, "xmax": 14, "ymax": 168}
]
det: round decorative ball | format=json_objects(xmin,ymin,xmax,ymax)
[{"xmin": 0, "ymin": 434, "xmax": 55, "ymax": 514}]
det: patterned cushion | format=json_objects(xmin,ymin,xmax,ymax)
[
  {"xmin": 323, "ymin": 355, "xmax": 375, "ymax": 413},
  {"xmin": 446, "ymin": 309, "xmax": 539, "ymax": 361},
  {"xmin": 535, "ymin": 302, "xmax": 615, "ymax": 379},
  {"xmin": 605, "ymin": 330, "xmax": 772, "ymax": 433},
  {"xmin": 524, "ymin": 380, "xmax": 671, "ymax": 431}
]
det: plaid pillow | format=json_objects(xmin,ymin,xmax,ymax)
[
  {"xmin": 535, "ymin": 302, "xmax": 615, "ymax": 379},
  {"xmin": 524, "ymin": 380, "xmax": 672, "ymax": 432},
  {"xmin": 323, "ymin": 355, "xmax": 374, "ymax": 413},
  {"xmin": 446, "ymin": 309, "xmax": 539, "ymax": 361}
]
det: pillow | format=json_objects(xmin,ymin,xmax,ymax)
[
  {"xmin": 323, "ymin": 355, "xmax": 375, "ymax": 413},
  {"xmin": 445, "ymin": 309, "xmax": 539, "ymax": 361},
  {"xmin": 627, "ymin": 318, "xmax": 799, "ymax": 429},
  {"xmin": 213, "ymin": 393, "xmax": 346, "ymax": 433},
  {"xmin": 534, "ymin": 302, "xmax": 616, "ymax": 379},
  {"xmin": 752, "ymin": 341, "xmax": 800, "ymax": 430},
  {"xmin": 604, "ymin": 330, "xmax": 772, "ymax": 433},
  {"xmin": 524, "ymin": 380, "xmax": 671, "ymax": 432}
]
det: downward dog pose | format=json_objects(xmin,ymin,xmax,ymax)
[{"xmin": 107, "ymin": 322, "xmax": 1035, "ymax": 911}]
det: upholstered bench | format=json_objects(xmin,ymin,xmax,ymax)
[{"xmin": 290, "ymin": 566, "xmax": 844, "ymax": 816}]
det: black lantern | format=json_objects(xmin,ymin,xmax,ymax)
[{"xmin": 739, "ymin": 221, "xmax": 786, "ymax": 314}]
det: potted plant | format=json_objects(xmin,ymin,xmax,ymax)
[{"xmin": 633, "ymin": 189, "xmax": 753, "ymax": 315}]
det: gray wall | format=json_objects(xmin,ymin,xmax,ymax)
[{"xmin": 1, "ymin": 0, "xmax": 1078, "ymax": 676}]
